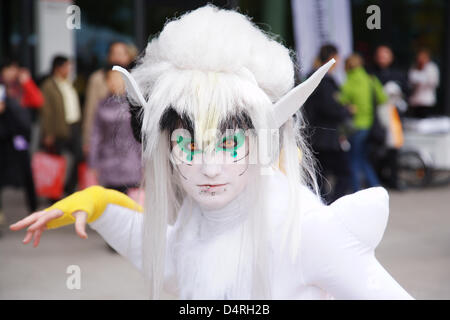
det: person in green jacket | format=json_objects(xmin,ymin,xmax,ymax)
[{"xmin": 339, "ymin": 53, "xmax": 387, "ymax": 191}]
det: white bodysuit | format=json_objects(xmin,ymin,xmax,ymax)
[{"xmin": 88, "ymin": 169, "xmax": 413, "ymax": 299}]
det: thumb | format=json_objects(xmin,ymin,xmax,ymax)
[{"xmin": 73, "ymin": 211, "xmax": 88, "ymax": 239}]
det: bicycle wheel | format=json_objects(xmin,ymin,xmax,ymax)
[
  {"xmin": 397, "ymin": 150, "xmax": 432, "ymax": 189},
  {"xmin": 429, "ymin": 169, "xmax": 450, "ymax": 187}
]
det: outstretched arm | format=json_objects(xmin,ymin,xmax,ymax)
[
  {"xmin": 45, "ymin": 185, "xmax": 143, "ymax": 229},
  {"xmin": 10, "ymin": 186, "xmax": 145, "ymax": 270},
  {"xmin": 301, "ymin": 187, "xmax": 414, "ymax": 299}
]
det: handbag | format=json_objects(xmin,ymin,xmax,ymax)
[
  {"xmin": 377, "ymin": 103, "xmax": 404, "ymax": 149},
  {"xmin": 31, "ymin": 151, "xmax": 67, "ymax": 199}
]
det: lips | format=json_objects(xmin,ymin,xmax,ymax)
[{"xmin": 198, "ymin": 183, "xmax": 227, "ymax": 188}]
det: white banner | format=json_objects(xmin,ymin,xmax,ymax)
[
  {"xmin": 36, "ymin": 0, "xmax": 75, "ymax": 76},
  {"xmin": 291, "ymin": 0, "xmax": 353, "ymax": 83}
]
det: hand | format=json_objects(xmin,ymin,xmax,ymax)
[
  {"xmin": 9, "ymin": 209, "xmax": 88, "ymax": 248},
  {"xmin": 346, "ymin": 104, "xmax": 357, "ymax": 114},
  {"xmin": 18, "ymin": 68, "xmax": 31, "ymax": 84},
  {"xmin": 0, "ymin": 101, "xmax": 5, "ymax": 114},
  {"xmin": 82, "ymin": 144, "xmax": 90, "ymax": 158},
  {"xmin": 44, "ymin": 135, "xmax": 55, "ymax": 148},
  {"xmin": 89, "ymin": 168, "xmax": 98, "ymax": 180}
]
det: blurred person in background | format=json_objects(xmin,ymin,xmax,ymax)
[
  {"xmin": 370, "ymin": 45, "xmax": 407, "ymax": 190},
  {"xmin": 88, "ymin": 70, "xmax": 142, "ymax": 194},
  {"xmin": 0, "ymin": 58, "xmax": 44, "ymax": 122},
  {"xmin": 0, "ymin": 84, "xmax": 37, "ymax": 230},
  {"xmin": 375, "ymin": 81, "xmax": 406, "ymax": 190},
  {"xmin": 303, "ymin": 44, "xmax": 353, "ymax": 204},
  {"xmin": 339, "ymin": 53, "xmax": 387, "ymax": 192},
  {"xmin": 82, "ymin": 41, "xmax": 138, "ymax": 158},
  {"xmin": 407, "ymin": 48, "xmax": 440, "ymax": 118},
  {"xmin": 370, "ymin": 45, "xmax": 409, "ymax": 103},
  {"xmin": 40, "ymin": 56, "xmax": 82, "ymax": 197}
]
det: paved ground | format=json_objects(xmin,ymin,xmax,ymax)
[{"xmin": 1, "ymin": 184, "xmax": 449, "ymax": 300}]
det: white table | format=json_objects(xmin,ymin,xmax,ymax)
[{"xmin": 402, "ymin": 118, "xmax": 450, "ymax": 170}]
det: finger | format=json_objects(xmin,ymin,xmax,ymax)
[
  {"xmin": 74, "ymin": 211, "xmax": 88, "ymax": 239},
  {"xmin": 10, "ymin": 211, "xmax": 42, "ymax": 231},
  {"xmin": 33, "ymin": 229, "xmax": 43, "ymax": 248},
  {"xmin": 22, "ymin": 230, "xmax": 34, "ymax": 244},
  {"xmin": 27, "ymin": 209, "xmax": 63, "ymax": 232}
]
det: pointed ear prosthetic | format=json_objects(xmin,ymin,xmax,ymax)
[
  {"xmin": 112, "ymin": 66, "xmax": 148, "ymax": 107},
  {"xmin": 112, "ymin": 66, "xmax": 146, "ymax": 143},
  {"xmin": 272, "ymin": 58, "xmax": 335, "ymax": 129}
]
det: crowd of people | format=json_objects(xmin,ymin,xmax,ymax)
[
  {"xmin": 0, "ymin": 41, "xmax": 143, "ymax": 228},
  {"xmin": 0, "ymin": 39, "xmax": 441, "ymax": 227},
  {"xmin": 304, "ymin": 43, "xmax": 440, "ymax": 203}
]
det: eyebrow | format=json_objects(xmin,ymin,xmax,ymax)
[
  {"xmin": 160, "ymin": 107, "xmax": 254, "ymax": 139},
  {"xmin": 218, "ymin": 111, "xmax": 254, "ymax": 133},
  {"xmin": 159, "ymin": 107, "xmax": 195, "ymax": 137}
]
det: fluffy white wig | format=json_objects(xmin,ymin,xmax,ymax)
[{"xmin": 129, "ymin": 4, "xmax": 318, "ymax": 299}]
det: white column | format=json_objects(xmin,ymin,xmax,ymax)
[{"xmin": 35, "ymin": 0, "xmax": 75, "ymax": 76}]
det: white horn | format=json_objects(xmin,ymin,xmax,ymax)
[
  {"xmin": 272, "ymin": 58, "xmax": 336, "ymax": 129},
  {"xmin": 112, "ymin": 66, "xmax": 148, "ymax": 107}
]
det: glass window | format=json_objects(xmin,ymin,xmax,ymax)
[
  {"xmin": 74, "ymin": 0, "xmax": 134, "ymax": 73},
  {"xmin": 352, "ymin": 0, "xmax": 447, "ymax": 112}
]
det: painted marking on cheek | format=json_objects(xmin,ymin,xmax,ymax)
[
  {"xmin": 238, "ymin": 165, "xmax": 249, "ymax": 176},
  {"xmin": 171, "ymin": 151, "xmax": 193, "ymax": 167},
  {"xmin": 233, "ymin": 151, "xmax": 249, "ymax": 163},
  {"xmin": 238, "ymin": 154, "xmax": 250, "ymax": 176},
  {"xmin": 176, "ymin": 165, "xmax": 188, "ymax": 180}
]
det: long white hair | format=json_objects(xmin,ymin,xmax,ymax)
[{"xmin": 129, "ymin": 4, "xmax": 318, "ymax": 299}]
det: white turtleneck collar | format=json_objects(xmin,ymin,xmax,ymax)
[
  {"xmin": 191, "ymin": 186, "xmax": 251, "ymax": 241},
  {"xmin": 172, "ymin": 185, "xmax": 255, "ymax": 299}
]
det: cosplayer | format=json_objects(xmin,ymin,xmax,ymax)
[{"xmin": 10, "ymin": 5, "xmax": 413, "ymax": 300}]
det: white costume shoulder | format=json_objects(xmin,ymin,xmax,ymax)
[{"xmin": 297, "ymin": 185, "xmax": 413, "ymax": 299}]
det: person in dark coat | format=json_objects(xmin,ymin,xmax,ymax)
[
  {"xmin": 370, "ymin": 45, "xmax": 409, "ymax": 99},
  {"xmin": 0, "ymin": 85, "xmax": 37, "ymax": 227},
  {"xmin": 369, "ymin": 45, "xmax": 407, "ymax": 190},
  {"xmin": 303, "ymin": 44, "xmax": 353, "ymax": 204}
]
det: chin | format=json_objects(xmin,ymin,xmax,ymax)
[{"xmin": 195, "ymin": 195, "xmax": 232, "ymax": 210}]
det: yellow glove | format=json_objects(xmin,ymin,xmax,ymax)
[{"xmin": 44, "ymin": 186, "xmax": 143, "ymax": 229}]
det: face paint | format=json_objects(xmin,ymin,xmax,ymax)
[
  {"xmin": 216, "ymin": 130, "xmax": 246, "ymax": 159},
  {"xmin": 176, "ymin": 135, "xmax": 202, "ymax": 162},
  {"xmin": 170, "ymin": 129, "xmax": 252, "ymax": 210}
]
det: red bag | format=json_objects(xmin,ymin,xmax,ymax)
[
  {"xmin": 31, "ymin": 152, "xmax": 67, "ymax": 200},
  {"xmin": 77, "ymin": 162, "xmax": 99, "ymax": 190}
]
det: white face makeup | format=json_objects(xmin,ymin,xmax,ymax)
[{"xmin": 170, "ymin": 128, "xmax": 251, "ymax": 210}]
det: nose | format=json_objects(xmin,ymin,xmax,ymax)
[{"xmin": 200, "ymin": 151, "xmax": 222, "ymax": 178}]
